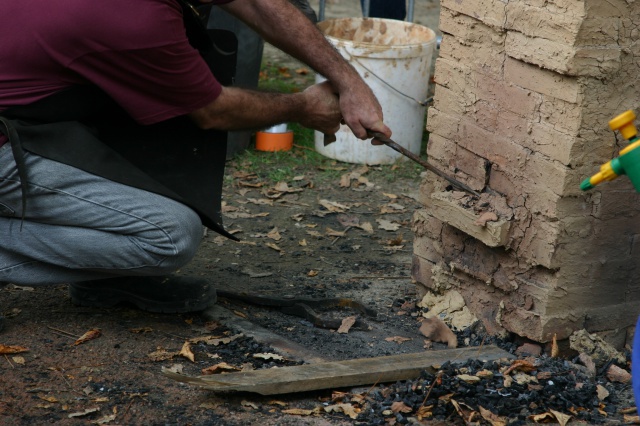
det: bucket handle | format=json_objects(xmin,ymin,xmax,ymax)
[{"xmin": 345, "ymin": 51, "xmax": 433, "ymax": 107}]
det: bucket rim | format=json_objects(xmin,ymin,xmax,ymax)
[{"xmin": 317, "ymin": 17, "xmax": 437, "ymax": 49}]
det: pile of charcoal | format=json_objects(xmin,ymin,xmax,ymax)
[{"xmin": 347, "ymin": 349, "xmax": 634, "ymax": 425}]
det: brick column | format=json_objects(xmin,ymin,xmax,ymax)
[{"xmin": 413, "ymin": 0, "xmax": 640, "ymax": 346}]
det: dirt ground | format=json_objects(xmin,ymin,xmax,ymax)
[
  {"xmin": 0, "ymin": 155, "xmax": 438, "ymax": 425},
  {"xmin": 2, "ymin": 1, "xmax": 637, "ymax": 425}
]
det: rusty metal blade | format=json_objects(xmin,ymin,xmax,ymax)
[{"xmin": 368, "ymin": 131, "xmax": 481, "ymax": 197}]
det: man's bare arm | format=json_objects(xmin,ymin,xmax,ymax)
[
  {"xmin": 218, "ymin": 0, "xmax": 391, "ymax": 140},
  {"xmin": 189, "ymin": 81, "xmax": 341, "ymax": 135}
]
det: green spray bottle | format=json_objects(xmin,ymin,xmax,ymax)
[{"xmin": 581, "ymin": 110, "xmax": 640, "ymax": 191}]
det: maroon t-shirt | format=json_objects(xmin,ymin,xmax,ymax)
[{"xmin": 0, "ymin": 0, "xmax": 234, "ymax": 146}]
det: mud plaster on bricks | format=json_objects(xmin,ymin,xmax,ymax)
[{"xmin": 414, "ymin": 0, "xmax": 640, "ymax": 347}]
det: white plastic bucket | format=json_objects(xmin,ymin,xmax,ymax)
[{"xmin": 314, "ymin": 18, "xmax": 436, "ymax": 165}]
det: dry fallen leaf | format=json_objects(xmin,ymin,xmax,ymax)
[
  {"xmin": 274, "ymin": 181, "xmax": 303, "ymax": 193},
  {"xmin": 93, "ymin": 413, "xmax": 117, "ymax": 425},
  {"xmin": 4, "ymin": 308, "xmax": 21, "ymax": 318},
  {"xmin": 624, "ymin": 414, "xmax": 640, "ymax": 424},
  {"xmin": 68, "ymin": 407, "xmax": 100, "ymax": 418},
  {"xmin": 385, "ymin": 336, "xmax": 412, "ymax": 344},
  {"xmin": 241, "ymin": 400, "xmax": 259, "ymax": 409},
  {"xmin": 129, "ymin": 327, "xmax": 153, "ymax": 334},
  {"xmin": 179, "ymin": 341, "xmax": 195, "ymax": 363},
  {"xmin": 204, "ymin": 321, "xmax": 221, "ymax": 331},
  {"xmin": 319, "ymin": 199, "xmax": 350, "ymax": 213},
  {"xmin": 0, "ymin": 344, "xmax": 29, "ymax": 354},
  {"xmin": 331, "ymin": 391, "xmax": 349, "ymax": 401},
  {"xmin": 380, "ymin": 203, "xmax": 405, "ymax": 214},
  {"xmin": 376, "ymin": 219, "xmax": 401, "ymax": 231},
  {"xmin": 416, "ymin": 405, "xmax": 433, "ymax": 420},
  {"xmin": 299, "ymin": 239, "xmax": 307, "ymax": 247},
  {"xmin": 282, "ymin": 408, "xmax": 317, "ymax": 416},
  {"xmin": 12, "ymin": 356, "xmax": 25, "ymax": 365},
  {"xmin": 391, "ymin": 401, "xmax": 412, "ymax": 413},
  {"xmin": 253, "ymin": 353, "xmax": 285, "ymax": 361},
  {"xmin": 266, "ymin": 242, "xmax": 283, "ymax": 253},
  {"xmin": 73, "ymin": 329, "xmax": 101, "ymax": 346},
  {"xmin": 238, "ymin": 180, "xmax": 264, "ymax": 188},
  {"xmin": 325, "ymin": 403, "xmax": 359, "ymax": 419},
  {"xmin": 148, "ymin": 347, "xmax": 176, "ymax": 362},
  {"xmin": 550, "ymin": 410, "xmax": 572, "ymax": 426},
  {"xmin": 337, "ymin": 316, "xmax": 357, "ymax": 334},
  {"xmin": 246, "ymin": 197, "xmax": 274, "ymax": 206},
  {"xmin": 479, "ymin": 406, "xmax": 507, "ymax": 426},
  {"xmin": 504, "ymin": 359, "xmax": 537, "ymax": 375},
  {"xmin": 221, "ymin": 204, "xmax": 239, "ymax": 213},
  {"xmin": 451, "ymin": 399, "xmax": 477, "ymax": 423},
  {"xmin": 267, "ymin": 227, "xmax": 282, "ymax": 241},
  {"xmin": 307, "ymin": 270, "xmax": 319, "ymax": 277},
  {"xmin": 529, "ymin": 412, "xmax": 556, "ymax": 423},
  {"xmin": 356, "ymin": 222, "xmax": 374, "ymax": 233},
  {"xmin": 326, "ymin": 227, "xmax": 346, "ymax": 237},
  {"xmin": 189, "ymin": 333, "xmax": 243, "ymax": 346},
  {"xmin": 336, "ymin": 214, "xmax": 360, "ymax": 228},
  {"xmin": 201, "ymin": 362, "xmax": 241, "ymax": 375},
  {"xmin": 224, "ymin": 211, "xmax": 269, "ymax": 219}
]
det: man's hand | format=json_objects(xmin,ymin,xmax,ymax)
[
  {"xmin": 298, "ymin": 81, "xmax": 342, "ymax": 135},
  {"xmin": 337, "ymin": 77, "xmax": 391, "ymax": 143}
]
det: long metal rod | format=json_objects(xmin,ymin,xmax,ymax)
[
  {"xmin": 318, "ymin": 0, "xmax": 326, "ymax": 21},
  {"xmin": 368, "ymin": 132, "xmax": 481, "ymax": 197}
]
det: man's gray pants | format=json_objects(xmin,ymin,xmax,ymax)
[{"xmin": 0, "ymin": 143, "xmax": 203, "ymax": 285}]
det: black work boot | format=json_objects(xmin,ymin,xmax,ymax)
[{"xmin": 69, "ymin": 276, "xmax": 217, "ymax": 314}]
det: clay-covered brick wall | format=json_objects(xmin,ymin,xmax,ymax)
[{"xmin": 414, "ymin": 0, "xmax": 640, "ymax": 346}]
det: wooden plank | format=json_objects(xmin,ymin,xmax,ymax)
[{"xmin": 163, "ymin": 345, "xmax": 512, "ymax": 395}]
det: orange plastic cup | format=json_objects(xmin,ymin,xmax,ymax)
[{"xmin": 255, "ymin": 130, "xmax": 294, "ymax": 152}]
